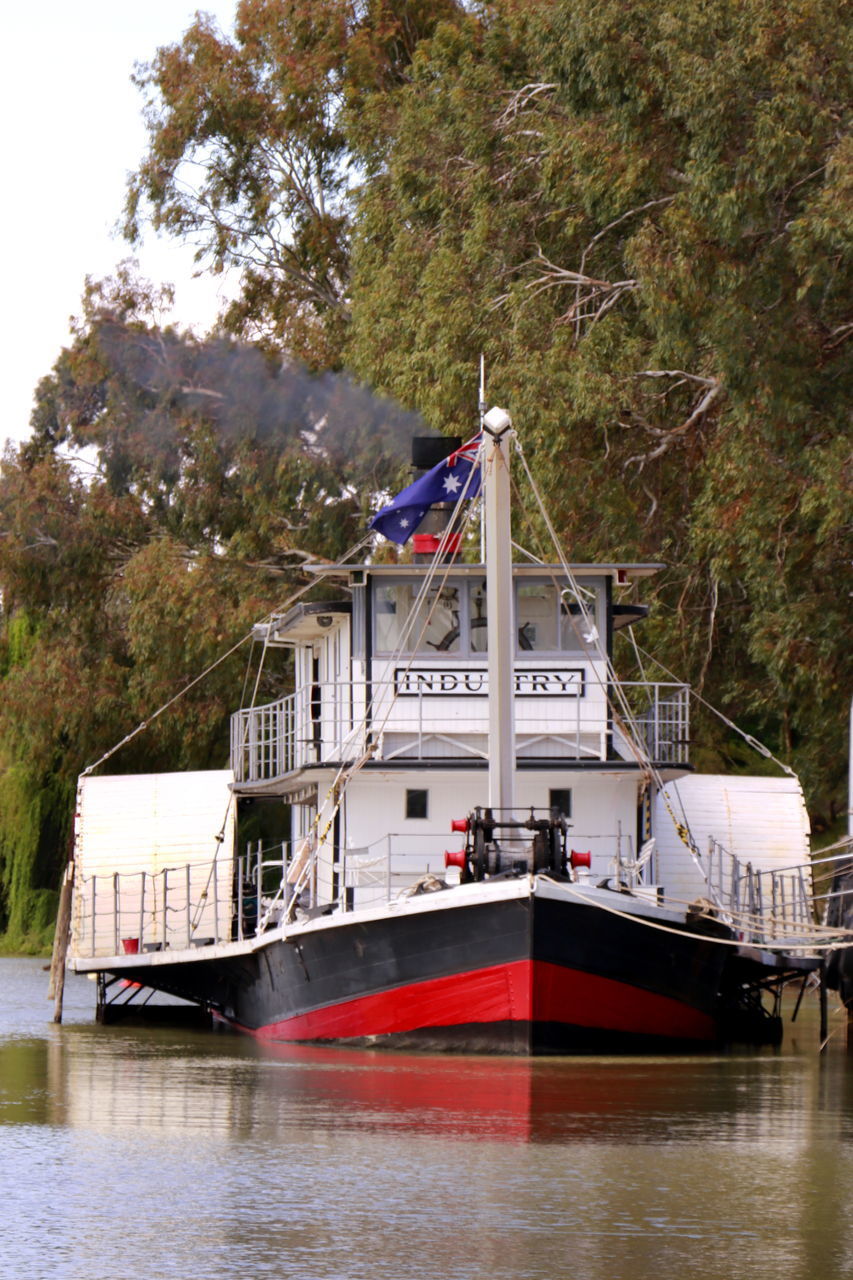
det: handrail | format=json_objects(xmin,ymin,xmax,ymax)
[
  {"xmin": 69, "ymin": 848, "xmax": 292, "ymax": 959},
  {"xmin": 706, "ymin": 837, "xmax": 814, "ymax": 943},
  {"xmin": 69, "ymin": 825, "xmax": 822, "ymax": 962},
  {"xmin": 230, "ymin": 677, "xmax": 690, "ymax": 782}
]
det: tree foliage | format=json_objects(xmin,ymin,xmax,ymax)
[
  {"xmin": 125, "ymin": 0, "xmax": 465, "ymax": 364},
  {"xmin": 345, "ymin": 0, "xmax": 851, "ymax": 813},
  {"xmin": 0, "ymin": 264, "xmax": 416, "ymax": 946}
]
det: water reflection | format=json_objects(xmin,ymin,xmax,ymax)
[
  {"xmin": 254, "ymin": 1040, "xmax": 853, "ymax": 1148},
  {"xmin": 2, "ymin": 960, "xmax": 852, "ymax": 1280},
  {"xmin": 1, "ymin": 1016, "xmax": 851, "ymax": 1152}
]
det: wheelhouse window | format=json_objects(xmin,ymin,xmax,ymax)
[
  {"xmin": 374, "ymin": 580, "xmax": 483, "ymax": 655},
  {"xmin": 374, "ymin": 582, "xmax": 461, "ymax": 654},
  {"xmin": 373, "ymin": 575, "xmax": 598, "ymax": 656},
  {"xmin": 559, "ymin": 599, "xmax": 598, "ymax": 651},
  {"xmin": 517, "ymin": 583, "xmax": 559, "ymax": 651},
  {"xmin": 517, "ymin": 582, "xmax": 597, "ymax": 654}
]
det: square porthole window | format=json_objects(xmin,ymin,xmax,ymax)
[
  {"xmin": 549, "ymin": 789, "xmax": 572, "ymax": 819},
  {"xmin": 406, "ymin": 789, "xmax": 429, "ymax": 820}
]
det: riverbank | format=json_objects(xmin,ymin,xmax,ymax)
[{"xmin": 0, "ymin": 941, "xmax": 52, "ymax": 957}]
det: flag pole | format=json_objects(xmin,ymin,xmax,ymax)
[
  {"xmin": 482, "ymin": 406, "xmax": 515, "ymax": 818},
  {"xmin": 479, "ymin": 357, "xmax": 486, "ymax": 563}
]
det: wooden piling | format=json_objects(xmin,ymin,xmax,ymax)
[
  {"xmin": 49, "ymin": 861, "xmax": 74, "ymax": 1023},
  {"xmin": 819, "ymin": 957, "xmax": 829, "ymax": 1050}
]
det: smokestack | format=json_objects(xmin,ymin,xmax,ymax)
[{"xmin": 411, "ymin": 436, "xmax": 463, "ymax": 562}]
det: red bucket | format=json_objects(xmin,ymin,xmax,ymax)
[{"xmin": 121, "ymin": 937, "xmax": 140, "ymax": 954}]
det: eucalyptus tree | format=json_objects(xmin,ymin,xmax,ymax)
[
  {"xmin": 345, "ymin": 0, "xmax": 852, "ymax": 819},
  {"xmin": 0, "ymin": 264, "xmax": 416, "ymax": 947},
  {"xmin": 125, "ymin": 0, "xmax": 466, "ymax": 366}
]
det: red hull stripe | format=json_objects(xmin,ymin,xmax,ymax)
[
  {"xmin": 243, "ymin": 960, "xmax": 716, "ymax": 1044},
  {"xmin": 533, "ymin": 961, "xmax": 716, "ymax": 1040}
]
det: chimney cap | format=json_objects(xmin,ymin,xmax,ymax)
[{"xmin": 412, "ymin": 436, "xmax": 462, "ymax": 470}]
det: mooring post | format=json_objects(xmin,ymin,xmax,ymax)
[
  {"xmin": 819, "ymin": 957, "xmax": 829, "ymax": 1050},
  {"xmin": 95, "ymin": 971, "xmax": 106, "ymax": 1024},
  {"xmin": 50, "ymin": 861, "xmax": 74, "ymax": 1023}
]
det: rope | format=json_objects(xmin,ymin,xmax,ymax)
[
  {"xmin": 223, "ymin": 533, "xmax": 377, "ymax": 929},
  {"xmin": 618, "ymin": 837, "xmax": 656, "ymax": 876},
  {"xmin": 646, "ymin": 887, "xmax": 842, "ymax": 940},
  {"xmin": 511, "ymin": 434, "xmax": 710, "ymax": 884},
  {"xmin": 512, "ymin": 436, "xmax": 657, "ymax": 760},
  {"xmin": 551, "ymin": 880, "xmax": 853, "ymax": 953},
  {"xmin": 284, "ymin": 452, "xmax": 485, "ymax": 919},
  {"xmin": 631, "ymin": 640, "xmax": 797, "ymax": 778},
  {"xmin": 810, "ymin": 835, "xmax": 853, "ymax": 864},
  {"xmin": 79, "ymin": 630, "xmax": 253, "ymax": 779},
  {"xmin": 190, "ymin": 627, "xmax": 276, "ymax": 934},
  {"xmin": 79, "ymin": 536, "xmax": 371, "ymax": 782},
  {"xmin": 77, "ymin": 532, "xmax": 374, "ymax": 938}
]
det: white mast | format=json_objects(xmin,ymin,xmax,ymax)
[{"xmin": 482, "ymin": 407, "xmax": 515, "ymax": 816}]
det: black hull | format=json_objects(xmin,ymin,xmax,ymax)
[{"xmin": 107, "ymin": 886, "xmax": 779, "ymax": 1053}]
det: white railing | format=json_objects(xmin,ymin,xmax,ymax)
[
  {"xmin": 621, "ymin": 681, "xmax": 690, "ymax": 765},
  {"xmin": 341, "ymin": 834, "xmax": 459, "ymax": 912},
  {"xmin": 340, "ymin": 827, "xmax": 649, "ymax": 912},
  {"xmin": 69, "ymin": 845, "xmax": 292, "ymax": 959},
  {"xmin": 231, "ymin": 678, "xmax": 690, "ymax": 783},
  {"xmin": 71, "ymin": 827, "xmax": 817, "ymax": 959},
  {"xmin": 705, "ymin": 838, "xmax": 814, "ymax": 943}
]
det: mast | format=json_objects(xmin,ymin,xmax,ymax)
[{"xmin": 482, "ymin": 407, "xmax": 515, "ymax": 816}]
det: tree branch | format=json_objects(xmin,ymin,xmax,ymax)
[
  {"xmin": 623, "ymin": 372, "xmax": 722, "ymax": 469},
  {"xmin": 494, "ymin": 83, "xmax": 559, "ymax": 129}
]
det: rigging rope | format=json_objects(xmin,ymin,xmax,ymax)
[
  {"xmin": 75, "ymin": 533, "xmax": 374, "ymax": 937},
  {"xmin": 549, "ymin": 880, "xmax": 853, "ymax": 953},
  {"xmin": 630, "ymin": 637, "xmax": 797, "ymax": 778},
  {"xmin": 190, "ymin": 613, "xmax": 278, "ymax": 934},
  {"xmin": 80, "ymin": 533, "xmax": 374, "ymax": 781},
  {"xmin": 283, "ymin": 457, "xmax": 485, "ymax": 920},
  {"xmin": 205, "ymin": 532, "xmax": 376, "ymax": 932},
  {"xmin": 79, "ymin": 630, "xmax": 254, "ymax": 780},
  {"xmin": 510, "ymin": 434, "xmax": 711, "ymax": 885}
]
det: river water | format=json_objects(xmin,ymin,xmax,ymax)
[{"xmin": 1, "ymin": 957, "xmax": 851, "ymax": 1280}]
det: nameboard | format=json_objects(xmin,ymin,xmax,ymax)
[{"xmin": 394, "ymin": 667, "xmax": 584, "ymax": 697}]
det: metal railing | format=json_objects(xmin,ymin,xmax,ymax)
[
  {"xmin": 231, "ymin": 678, "xmax": 690, "ymax": 783},
  {"xmin": 341, "ymin": 834, "xmax": 459, "ymax": 912},
  {"xmin": 70, "ymin": 824, "xmax": 650, "ymax": 955},
  {"xmin": 70, "ymin": 825, "xmax": 821, "ymax": 958},
  {"xmin": 69, "ymin": 844, "xmax": 292, "ymax": 959},
  {"xmin": 808, "ymin": 842, "xmax": 853, "ymax": 926},
  {"xmin": 705, "ymin": 838, "xmax": 814, "ymax": 943},
  {"xmin": 340, "ymin": 827, "xmax": 648, "ymax": 912},
  {"xmin": 621, "ymin": 681, "xmax": 690, "ymax": 765}
]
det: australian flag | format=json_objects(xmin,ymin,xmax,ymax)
[{"xmin": 370, "ymin": 435, "xmax": 482, "ymax": 544}]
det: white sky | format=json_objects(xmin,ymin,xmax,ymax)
[{"xmin": 1, "ymin": 2, "xmax": 239, "ymax": 449}]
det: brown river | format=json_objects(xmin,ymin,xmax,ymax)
[{"xmin": 1, "ymin": 957, "xmax": 851, "ymax": 1280}]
